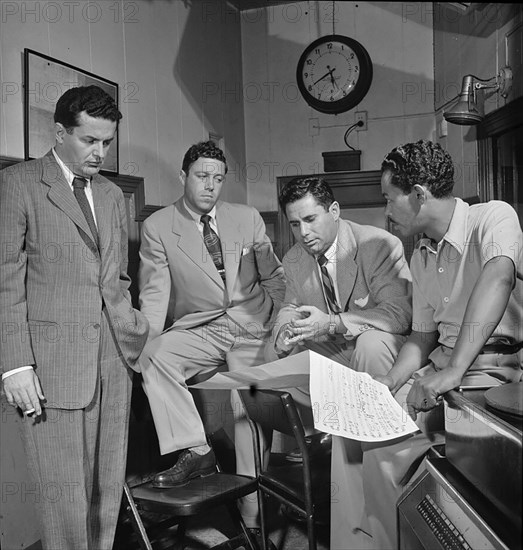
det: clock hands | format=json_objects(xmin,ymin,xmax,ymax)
[
  {"xmin": 297, "ymin": 36, "xmax": 373, "ymax": 114},
  {"xmin": 330, "ymin": 72, "xmax": 339, "ymax": 90},
  {"xmin": 312, "ymin": 66, "xmax": 340, "ymax": 99},
  {"xmin": 313, "ymin": 66, "xmax": 336, "ymax": 85}
]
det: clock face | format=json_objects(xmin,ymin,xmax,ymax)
[{"xmin": 297, "ymin": 35, "xmax": 373, "ymax": 115}]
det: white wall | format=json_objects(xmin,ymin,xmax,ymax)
[
  {"xmin": 241, "ymin": 1, "xmax": 435, "ymax": 211},
  {"xmin": 0, "ymin": 2, "xmax": 246, "ymax": 546},
  {"xmin": 0, "ymin": 0, "xmax": 247, "ymax": 207},
  {"xmin": 434, "ymin": 2, "xmax": 523, "ymax": 199}
]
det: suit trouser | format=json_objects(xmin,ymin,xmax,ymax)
[
  {"xmin": 267, "ymin": 330, "xmax": 407, "ymax": 549},
  {"xmin": 139, "ymin": 314, "xmax": 270, "ymax": 526},
  {"xmin": 331, "ymin": 346, "xmax": 523, "ymax": 550},
  {"xmin": 266, "ymin": 330, "xmax": 406, "ymax": 550},
  {"xmin": 19, "ymin": 310, "xmax": 132, "ymax": 550}
]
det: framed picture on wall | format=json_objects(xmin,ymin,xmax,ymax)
[{"xmin": 23, "ymin": 48, "xmax": 119, "ymax": 174}]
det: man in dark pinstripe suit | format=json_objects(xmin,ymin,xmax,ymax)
[{"xmin": 0, "ymin": 86, "xmax": 149, "ymax": 549}]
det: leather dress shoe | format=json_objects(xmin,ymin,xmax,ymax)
[
  {"xmin": 152, "ymin": 448, "xmax": 216, "ymax": 488},
  {"xmin": 285, "ymin": 433, "xmax": 332, "ymax": 463}
]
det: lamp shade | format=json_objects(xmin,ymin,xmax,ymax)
[
  {"xmin": 443, "ymin": 98, "xmax": 483, "ymax": 125},
  {"xmin": 443, "ymin": 75, "xmax": 483, "ymax": 125}
]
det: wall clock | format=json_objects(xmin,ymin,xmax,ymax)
[{"xmin": 296, "ymin": 34, "xmax": 373, "ymax": 115}]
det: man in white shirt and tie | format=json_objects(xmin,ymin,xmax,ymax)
[
  {"xmin": 272, "ymin": 175, "xmax": 412, "ymax": 545},
  {"xmin": 273, "ymin": 175, "xmax": 411, "ymax": 374},
  {"xmin": 137, "ymin": 140, "xmax": 285, "ymax": 529},
  {"xmin": 0, "ymin": 85, "xmax": 149, "ymax": 549}
]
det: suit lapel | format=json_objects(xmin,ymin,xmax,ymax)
[
  {"xmin": 173, "ymin": 201, "xmax": 224, "ymax": 287},
  {"xmin": 42, "ymin": 152, "xmax": 99, "ymax": 255},
  {"xmin": 215, "ymin": 202, "xmax": 243, "ymax": 294},
  {"xmin": 92, "ymin": 175, "xmax": 112, "ymax": 259},
  {"xmin": 335, "ymin": 220, "xmax": 358, "ymax": 311},
  {"xmin": 297, "ymin": 221, "xmax": 357, "ymax": 313},
  {"xmin": 303, "ymin": 252, "xmax": 329, "ymax": 312}
]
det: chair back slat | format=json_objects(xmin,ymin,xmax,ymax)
[
  {"xmin": 239, "ymin": 388, "xmax": 330, "ymax": 550},
  {"xmin": 239, "ymin": 389, "xmax": 295, "ymax": 437}
]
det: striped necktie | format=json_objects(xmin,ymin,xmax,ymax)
[
  {"xmin": 72, "ymin": 176, "xmax": 98, "ymax": 249},
  {"xmin": 201, "ymin": 214, "xmax": 225, "ymax": 280},
  {"xmin": 318, "ymin": 254, "xmax": 341, "ymax": 313}
]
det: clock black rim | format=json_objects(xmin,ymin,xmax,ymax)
[{"xmin": 296, "ymin": 34, "xmax": 373, "ymax": 115}]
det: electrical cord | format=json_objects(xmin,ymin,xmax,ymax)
[{"xmin": 343, "ymin": 120, "xmax": 364, "ymax": 150}]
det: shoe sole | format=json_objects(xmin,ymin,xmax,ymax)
[{"xmin": 152, "ymin": 466, "xmax": 216, "ymax": 488}]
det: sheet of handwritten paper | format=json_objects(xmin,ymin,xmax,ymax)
[{"xmin": 309, "ymin": 352, "xmax": 418, "ymax": 442}]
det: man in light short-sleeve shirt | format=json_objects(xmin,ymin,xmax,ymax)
[
  {"xmin": 410, "ymin": 198, "xmax": 522, "ymax": 379},
  {"xmin": 331, "ymin": 139, "xmax": 522, "ymax": 550}
]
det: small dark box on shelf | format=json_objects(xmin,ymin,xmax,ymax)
[{"xmin": 322, "ymin": 150, "xmax": 361, "ymax": 172}]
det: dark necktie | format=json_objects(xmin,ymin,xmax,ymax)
[
  {"xmin": 318, "ymin": 254, "xmax": 341, "ymax": 313},
  {"xmin": 201, "ymin": 214, "xmax": 225, "ymax": 280},
  {"xmin": 72, "ymin": 176, "xmax": 98, "ymax": 248}
]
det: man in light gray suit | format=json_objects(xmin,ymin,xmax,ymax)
[
  {"xmin": 273, "ymin": 175, "xmax": 412, "ymax": 374},
  {"xmin": 272, "ymin": 176, "xmax": 412, "ymax": 540},
  {"xmin": 138, "ymin": 140, "xmax": 285, "ymax": 528},
  {"xmin": 0, "ymin": 86, "xmax": 149, "ymax": 550}
]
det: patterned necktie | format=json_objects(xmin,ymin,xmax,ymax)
[
  {"xmin": 318, "ymin": 254, "xmax": 341, "ymax": 313},
  {"xmin": 201, "ymin": 214, "xmax": 225, "ymax": 280},
  {"xmin": 72, "ymin": 176, "xmax": 98, "ymax": 248}
]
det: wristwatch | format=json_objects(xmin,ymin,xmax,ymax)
[{"xmin": 328, "ymin": 314, "xmax": 337, "ymax": 337}]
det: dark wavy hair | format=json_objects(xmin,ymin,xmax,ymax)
[
  {"xmin": 54, "ymin": 85, "xmax": 122, "ymax": 130},
  {"xmin": 381, "ymin": 140, "xmax": 454, "ymax": 198},
  {"xmin": 278, "ymin": 176, "xmax": 335, "ymax": 215},
  {"xmin": 182, "ymin": 140, "xmax": 228, "ymax": 174}
]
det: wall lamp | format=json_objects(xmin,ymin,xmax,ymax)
[{"xmin": 443, "ymin": 66, "xmax": 513, "ymax": 125}]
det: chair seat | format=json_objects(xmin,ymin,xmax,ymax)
[{"xmin": 131, "ymin": 473, "xmax": 258, "ymax": 516}]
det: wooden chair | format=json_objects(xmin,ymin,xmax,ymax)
[{"xmin": 239, "ymin": 389, "xmax": 331, "ymax": 550}]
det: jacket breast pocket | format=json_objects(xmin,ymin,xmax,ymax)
[{"xmin": 236, "ymin": 246, "xmax": 258, "ymax": 283}]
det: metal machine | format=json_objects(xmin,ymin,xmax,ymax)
[{"xmin": 397, "ymin": 382, "xmax": 522, "ymax": 550}]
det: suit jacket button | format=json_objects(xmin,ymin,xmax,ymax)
[{"xmin": 93, "ymin": 324, "xmax": 100, "ymax": 330}]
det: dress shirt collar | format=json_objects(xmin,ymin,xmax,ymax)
[
  {"xmin": 318, "ymin": 234, "xmax": 339, "ymax": 264},
  {"xmin": 52, "ymin": 148, "xmax": 92, "ymax": 190},
  {"xmin": 418, "ymin": 197, "xmax": 466, "ymax": 256},
  {"xmin": 184, "ymin": 199, "xmax": 217, "ymax": 225},
  {"xmin": 441, "ymin": 197, "xmax": 467, "ymax": 255}
]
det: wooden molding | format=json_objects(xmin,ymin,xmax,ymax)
[
  {"xmin": 0, "ymin": 156, "xmax": 21, "ymax": 171},
  {"xmin": 477, "ymin": 96, "xmax": 523, "ymax": 204},
  {"xmin": 477, "ymin": 96, "xmax": 523, "ymax": 139}
]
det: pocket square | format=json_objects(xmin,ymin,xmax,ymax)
[
  {"xmin": 354, "ymin": 294, "xmax": 369, "ymax": 308},
  {"xmin": 242, "ymin": 246, "xmax": 252, "ymax": 256}
]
